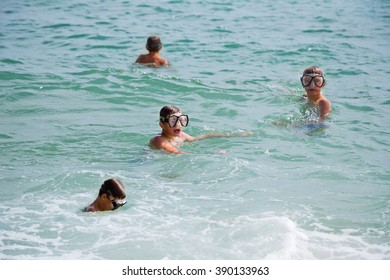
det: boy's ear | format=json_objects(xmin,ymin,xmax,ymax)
[
  {"xmin": 159, "ymin": 121, "xmax": 165, "ymax": 129},
  {"xmin": 322, "ymin": 80, "xmax": 326, "ymax": 87}
]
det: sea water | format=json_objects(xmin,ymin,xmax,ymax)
[{"xmin": 0, "ymin": 0, "xmax": 389, "ymax": 259}]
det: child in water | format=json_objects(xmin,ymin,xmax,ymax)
[
  {"xmin": 135, "ymin": 35, "xmax": 168, "ymax": 66},
  {"xmin": 150, "ymin": 105, "xmax": 251, "ymax": 154},
  {"xmin": 84, "ymin": 178, "xmax": 127, "ymax": 212},
  {"xmin": 301, "ymin": 65, "xmax": 332, "ymax": 121}
]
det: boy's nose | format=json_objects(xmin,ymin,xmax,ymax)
[{"xmin": 308, "ymin": 80, "xmax": 317, "ymax": 87}]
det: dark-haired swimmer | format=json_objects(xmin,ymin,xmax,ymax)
[
  {"xmin": 301, "ymin": 65, "xmax": 331, "ymax": 121},
  {"xmin": 149, "ymin": 105, "xmax": 252, "ymax": 154},
  {"xmin": 135, "ymin": 35, "xmax": 168, "ymax": 67},
  {"xmin": 84, "ymin": 178, "xmax": 127, "ymax": 212}
]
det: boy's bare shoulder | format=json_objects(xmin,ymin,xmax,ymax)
[
  {"xmin": 319, "ymin": 97, "xmax": 332, "ymax": 110},
  {"xmin": 318, "ymin": 96, "xmax": 331, "ymax": 106},
  {"xmin": 158, "ymin": 57, "xmax": 169, "ymax": 66},
  {"xmin": 135, "ymin": 54, "xmax": 149, "ymax": 63},
  {"xmin": 150, "ymin": 135, "xmax": 164, "ymax": 149}
]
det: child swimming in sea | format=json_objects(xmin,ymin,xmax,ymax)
[
  {"xmin": 301, "ymin": 65, "xmax": 332, "ymax": 121},
  {"xmin": 84, "ymin": 178, "xmax": 127, "ymax": 212},
  {"xmin": 135, "ymin": 35, "xmax": 168, "ymax": 67},
  {"xmin": 150, "ymin": 105, "xmax": 252, "ymax": 154}
]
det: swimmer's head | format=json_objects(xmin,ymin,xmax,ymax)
[
  {"xmin": 99, "ymin": 178, "xmax": 126, "ymax": 200},
  {"xmin": 146, "ymin": 35, "xmax": 162, "ymax": 52},
  {"xmin": 84, "ymin": 178, "xmax": 127, "ymax": 212},
  {"xmin": 302, "ymin": 65, "xmax": 324, "ymax": 76},
  {"xmin": 301, "ymin": 66, "xmax": 326, "ymax": 88},
  {"xmin": 159, "ymin": 105, "xmax": 181, "ymax": 119}
]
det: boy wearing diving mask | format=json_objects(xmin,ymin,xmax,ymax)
[
  {"xmin": 84, "ymin": 178, "xmax": 127, "ymax": 212},
  {"xmin": 301, "ymin": 66, "xmax": 332, "ymax": 121}
]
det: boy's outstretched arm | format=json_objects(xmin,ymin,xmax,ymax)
[{"xmin": 187, "ymin": 131, "xmax": 253, "ymax": 142}]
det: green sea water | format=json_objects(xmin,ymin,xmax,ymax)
[{"xmin": 0, "ymin": 0, "xmax": 389, "ymax": 259}]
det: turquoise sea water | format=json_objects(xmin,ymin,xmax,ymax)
[{"xmin": 1, "ymin": 0, "xmax": 389, "ymax": 259}]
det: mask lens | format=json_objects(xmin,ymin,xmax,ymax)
[
  {"xmin": 313, "ymin": 76, "xmax": 324, "ymax": 87},
  {"xmin": 179, "ymin": 115, "xmax": 189, "ymax": 127},
  {"xmin": 301, "ymin": 75, "xmax": 312, "ymax": 86},
  {"xmin": 168, "ymin": 115, "xmax": 179, "ymax": 127}
]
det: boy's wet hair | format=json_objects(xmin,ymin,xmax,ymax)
[
  {"xmin": 302, "ymin": 65, "xmax": 324, "ymax": 76},
  {"xmin": 160, "ymin": 105, "xmax": 181, "ymax": 118},
  {"xmin": 146, "ymin": 35, "xmax": 162, "ymax": 52},
  {"xmin": 99, "ymin": 178, "xmax": 126, "ymax": 199}
]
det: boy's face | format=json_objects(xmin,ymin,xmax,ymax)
[
  {"xmin": 101, "ymin": 193, "xmax": 127, "ymax": 211},
  {"xmin": 160, "ymin": 112, "xmax": 189, "ymax": 137}
]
